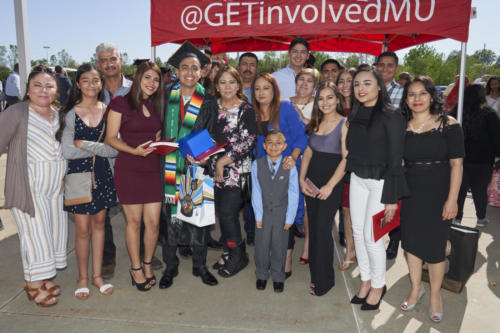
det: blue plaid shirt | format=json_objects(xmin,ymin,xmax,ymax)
[{"xmin": 386, "ymin": 79, "xmax": 404, "ymax": 108}]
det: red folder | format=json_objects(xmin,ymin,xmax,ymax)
[
  {"xmin": 148, "ymin": 138, "xmax": 179, "ymax": 155},
  {"xmin": 372, "ymin": 201, "xmax": 401, "ymax": 242}
]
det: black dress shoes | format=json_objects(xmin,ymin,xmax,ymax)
[
  {"xmin": 273, "ymin": 282, "xmax": 284, "ymax": 293},
  {"xmin": 193, "ymin": 266, "xmax": 218, "ymax": 286},
  {"xmin": 256, "ymin": 279, "xmax": 267, "ymax": 290},
  {"xmin": 285, "ymin": 271, "xmax": 292, "ymax": 279},
  {"xmin": 361, "ymin": 286, "xmax": 387, "ymax": 311},
  {"xmin": 386, "ymin": 240, "xmax": 399, "ymax": 260},
  {"xmin": 159, "ymin": 267, "xmax": 178, "ymax": 289},
  {"xmin": 102, "ymin": 259, "xmax": 116, "ymax": 280}
]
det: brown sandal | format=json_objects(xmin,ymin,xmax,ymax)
[
  {"xmin": 92, "ymin": 275, "xmax": 114, "ymax": 296},
  {"xmin": 43, "ymin": 279, "xmax": 61, "ymax": 296},
  {"xmin": 24, "ymin": 284, "xmax": 57, "ymax": 307}
]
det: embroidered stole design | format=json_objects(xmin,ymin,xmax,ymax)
[{"xmin": 164, "ymin": 82, "xmax": 205, "ymax": 214}]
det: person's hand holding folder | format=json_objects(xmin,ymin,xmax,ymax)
[{"xmin": 372, "ymin": 201, "xmax": 401, "ymax": 242}]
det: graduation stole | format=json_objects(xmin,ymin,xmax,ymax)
[{"xmin": 164, "ymin": 81, "xmax": 205, "ymax": 213}]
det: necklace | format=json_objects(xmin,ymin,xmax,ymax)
[
  {"xmin": 410, "ymin": 116, "xmax": 433, "ymax": 133},
  {"xmin": 292, "ymin": 96, "xmax": 312, "ymax": 113}
]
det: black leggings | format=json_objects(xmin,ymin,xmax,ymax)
[
  {"xmin": 215, "ymin": 186, "xmax": 243, "ymax": 251},
  {"xmin": 457, "ymin": 163, "xmax": 492, "ymax": 220}
]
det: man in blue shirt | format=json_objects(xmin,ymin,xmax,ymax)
[
  {"xmin": 252, "ymin": 129, "xmax": 299, "ymax": 293},
  {"xmin": 272, "ymin": 38, "xmax": 310, "ymax": 99},
  {"xmin": 238, "ymin": 52, "xmax": 258, "ymax": 102}
]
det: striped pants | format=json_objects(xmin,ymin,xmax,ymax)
[{"xmin": 11, "ymin": 160, "xmax": 67, "ymax": 282}]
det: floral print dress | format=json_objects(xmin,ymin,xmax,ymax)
[{"xmin": 208, "ymin": 101, "xmax": 257, "ymax": 188}]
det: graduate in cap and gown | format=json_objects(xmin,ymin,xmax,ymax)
[{"xmin": 159, "ymin": 41, "xmax": 219, "ymax": 289}]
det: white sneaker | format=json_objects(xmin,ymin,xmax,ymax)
[{"xmin": 476, "ymin": 219, "xmax": 488, "ymax": 228}]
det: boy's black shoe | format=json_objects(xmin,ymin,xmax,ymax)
[
  {"xmin": 256, "ymin": 279, "xmax": 267, "ymax": 290},
  {"xmin": 101, "ymin": 259, "xmax": 116, "ymax": 280},
  {"xmin": 246, "ymin": 232, "xmax": 255, "ymax": 246},
  {"xmin": 273, "ymin": 282, "xmax": 284, "ymax": 293}
]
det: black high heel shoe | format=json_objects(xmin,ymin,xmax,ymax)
[
  {"xmin": 142, "ymin": 261, "xmax": 157, "ymax": 287},
  {"xmin": 129, "ymin": 267, "xmax": 151, "ymax": 291},
  {"xmin": 350, "ymin": 294, "xmax": 368, "ymax": 304},
  {"xmin": 361, "ymin": 285, "xmax": 387, "ymax": 311}
]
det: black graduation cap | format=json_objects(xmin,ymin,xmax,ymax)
[
  {"xmin": 167, "ymin": 41, "xmax": 210, "ymax": 69},
  {"xmin": 133, "ymin": 59, "xmax": 150, "ymax": 67}
]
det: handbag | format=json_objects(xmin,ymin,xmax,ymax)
[
  {"xmin": 63, "ymin": 120, "xmax": 105, "ymax": 206},
  {"xmin": 176, "ymin": 164, "xmax": 216, "ymax": 227},
  {"xmin": 422, "ymin": 224, "xmax": 480, "ymax": 293}
]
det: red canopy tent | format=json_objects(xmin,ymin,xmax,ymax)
[
  {"xmin": 151, "ymin": 0, "xmax": 471, "ymax": 55},
  {"xmin": 150, "ymin": 0, "xmax": 472, "ymax": 120}
]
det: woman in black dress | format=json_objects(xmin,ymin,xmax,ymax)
[{"xmin": 400, "ymin": 77, "xmax": 464, "ymax": 323}]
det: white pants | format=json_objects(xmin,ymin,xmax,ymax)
[{"xmin": 349, "ymin": 173, "xmax": 386, "ymax": 288}]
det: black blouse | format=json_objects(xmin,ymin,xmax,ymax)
[{"xmin": 346, "ymin": 105, "xmax": 409, "ymax": 204}]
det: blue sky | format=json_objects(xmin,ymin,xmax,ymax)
[{"xmin": 0, "ymin": 0, "xmax": 498, "ymax": 65}]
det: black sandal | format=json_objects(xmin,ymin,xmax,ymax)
[
  {"xmin": 142, "ymin": 261, "xmax": 157, "ymax": 287},
  {"xmin": 129, "ymin": 267, "xmax": 151, "ymax": 291},
  {"xmin": 212, "ymin": 253, "xmax": 229, "ymax": 270}
]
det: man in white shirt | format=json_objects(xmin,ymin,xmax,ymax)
[
  {"xmin": 272, "ymin": 38, "xmax": 310, "ymax": 99},
  {"xmin": 5, "ymin": 63, "xmax": 21, "ymax": 107}
]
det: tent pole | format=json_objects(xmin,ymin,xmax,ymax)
[
  {"xmin": 457, "ymin": 42, "xmax": 467, "ymax": 124},
  {"xmin": 382, "ymin": 34, "xmax": 389, "ymax": 52},
  {"xmin": 151, "ymin": 46, "xmax": 156, "ymax": 62},
  {"xmin": 13, "ymin": 0, "xmax": 31, "ymax": 97}
]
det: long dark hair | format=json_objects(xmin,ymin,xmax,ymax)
[
  {"xmin": 348, "ymin": 66, "xmax": 393, "ymax": 126},
  {"xmin": 127, "ymin": 61, "xmax": 164, "ymax": 119},
  {"xmin": 462, "ymin": 84, "xmax": 491, "ymax": 140},
  {"xmin": 23, "ymin": 65, "xmax": 58, "ymax": 102},
  {"xmin": 56, "ymin": 63, "xmax": 103, "ymax": 142},
  {"xmin": 306, "ymin": 82, "xmax": 343, "ymax": 135},
  {"xmin": 251, "ymin": 72, "xmax": 281, "ymax": 133},
  {"xmin": 400, "ymin": 76, "xmax": 445, "ymax": 123},
  {"xmin": 335, "ymin": 69, "xmax": 353, "ymax": 113}
]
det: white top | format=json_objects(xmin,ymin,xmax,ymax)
[
  {"xmin": 486, "ymin": 95, "xmax": 500, "ymax": 115},
  {"xmin": 284, "ymin": 97, "xmax": 314, "ymax": 121},
  {"xmin": 5, "ymin": 71, "xmax": 20, "ymax": 97}
]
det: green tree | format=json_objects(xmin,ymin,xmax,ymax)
[
  {"xmin": 55, "ymin": 49, "xmax": 77, "ymax": 68},
  {"xmin": 474, "ymin": 49, "xmax": 496, "ymax": 66},
  {"xmin": 0, "ymin": 46, "xmax": 7, "ymax": 67},
  {"xmin": 7, "ymin": 45, "xmax": 18, "ymax": 67}
]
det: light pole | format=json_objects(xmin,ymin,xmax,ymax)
[{"xmin": 43, "ymin": 45, "xmax": 50, "ymax": 64}]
